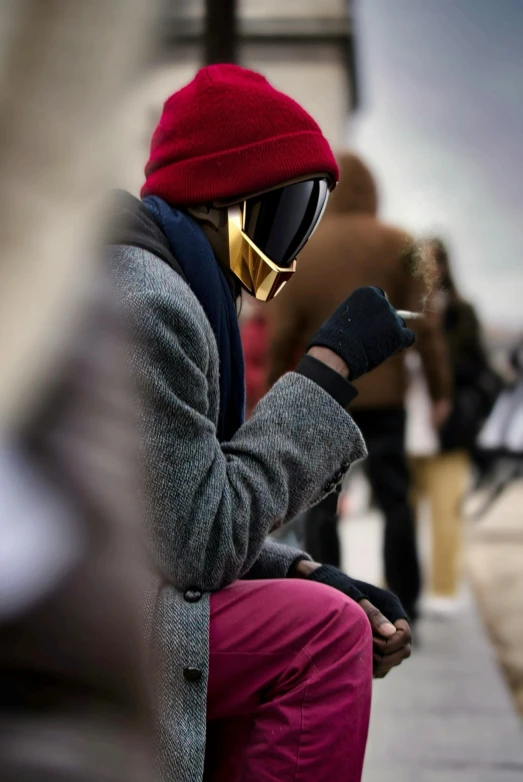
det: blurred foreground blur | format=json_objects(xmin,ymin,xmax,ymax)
[{"xmin": 0, "ymin": 1, "xmax": 153, "ymax": 779}]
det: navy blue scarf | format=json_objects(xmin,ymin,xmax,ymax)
[{"xmin": 143, "ymin": 196, "xmax": 245, "ymax": 442}]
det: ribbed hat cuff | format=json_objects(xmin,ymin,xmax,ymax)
[{"xmin": 141, "ymin": 130, "xmax": 338, "ymax": 205}]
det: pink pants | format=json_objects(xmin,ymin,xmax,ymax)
[{"xmin": 205, "ymin": 578, "xmax": 373, "ymax": 782}]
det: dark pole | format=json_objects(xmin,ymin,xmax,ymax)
[{"xmin": 204, "ymin": 0, "xmax": 238, "ymax": 64}]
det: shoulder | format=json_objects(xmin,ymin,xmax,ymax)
[
  {"xmin": 107, "ymin": 244, "xmax": 215, "ymax": 365},
  {"xmin": 320, "ymin": 214, "xmax": 409, "ymax": 257},
  {"xmin": 453, "ymin": 298, "xmax": 481, "ymax": 334},
  {"xmin": 457, "ymin": 299, "xmax": 477, "ymax": 318},
  {"xmin": 449, "ymin": 297, "xmax": 478, "ymax": 324},
  {"xmin": 108, "ymin": 243, "xmax": 184, "ymax": 299},
  {"xmin": 377, "ymin": 224, "xmax": 413, "ymax": 256}
]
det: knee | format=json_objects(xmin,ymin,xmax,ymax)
[
  {"xmin": 326, "ymin": 587, "xmax": 372, "ymax": 650},
  {"xmin": 294, "ymin": 580, "xmax": 372, "ymax": 652}
]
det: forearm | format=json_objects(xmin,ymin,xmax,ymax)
[{"xmin": 142, "ymin": 370, "xmax": 366, "ymax": 593}]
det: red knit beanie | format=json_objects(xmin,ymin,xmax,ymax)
[{"xmin": 141, "ymin": 65, "xmax": 338, "ymax": 206}]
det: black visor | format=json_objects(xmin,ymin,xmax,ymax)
[{"xmin": 243, "ymin": 178, "xmax": 329, "ymax": 268}]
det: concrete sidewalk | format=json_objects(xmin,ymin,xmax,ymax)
[
  {"xmin": 338, "ymin": 508, "xmax": 523, "ymax": 782},
  {"xmin": 467, "ymin": 479, "xmax": 523, "ymax": 715},
  {"xmin": 363, "ymin": 597, "xmax": 523, "ymax": 782}
]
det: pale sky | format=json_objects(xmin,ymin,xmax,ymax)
[{"xmin": 351, "ymin": 0, "xmax": 523, "ymax": 329}]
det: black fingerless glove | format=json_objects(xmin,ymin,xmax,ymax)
[
  {"xmin": 306, "ymin": 563, "xmax": 366, "ymax": 602},
  {"xmin": 307, "ymin": 564, "xmax": 408, "ymax": 623},
  {"xmin": 347, "ymin": 577, "xmax": 409, "ymax": 623},
  {"xmin": 307, "ymin": 287, "xmax": 415, "ymax": 381}
]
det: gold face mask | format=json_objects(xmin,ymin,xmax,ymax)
[
  {"xmin": 227, "ymin": 204, "xmax": 297, "ymax": 302},
  {"xmin": 226, "ymin": 177, "xmax": 330, "ymax": 302}
]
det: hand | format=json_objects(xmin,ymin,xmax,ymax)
[
  {"xmin": 358, "ymin": 600, "xmax": 412, "ymax": 678},
  {"xmin": 431, "ymin": 398, "xmax": 452, "ymax": 429},
  {"xmin": 308, "ymin": 287, "xmax": 415, "ymax": 381},
  {"xmin": 297, "ymin": 563, "xmax": 413, "ymax": 678}
]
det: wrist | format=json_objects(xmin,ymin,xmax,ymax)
[
  {"xmin": 293, "ymin": 560, "xmax": 323, "ymax": 578},
  {"xmin": 307, "ymin": 346, "xmax": 350, "ymax": 379}
]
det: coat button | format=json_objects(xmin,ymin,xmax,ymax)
[
  {"xmin": 184, "ymin": 589, "xmax": 202, "ymax": 603},
  {"xmin": 183, "ymin": 667, "xmax": 202, "ymax": 683}
]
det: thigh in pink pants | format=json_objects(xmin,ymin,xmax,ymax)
[{"xmin": 205, "ymin": 578, "xmax": 373, "ymax": 782}]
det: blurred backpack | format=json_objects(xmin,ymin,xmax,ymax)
[
  {"xmin": 463, "ymin": 342, "xmax": 523, "ymax": 520},
  {"xmin": 477, "ymin": 342, "xmax": 523, "ymax": 459}
]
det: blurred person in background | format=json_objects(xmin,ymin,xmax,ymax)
[
  {"xmin": 267, "ymin": 154, "xmax": 452, "ymax": 625},
  {"xmin": 109, "ymin": 65, "xmax": 416, "ymax": 782},
  {"xmin": 407, "ymin": 238, "xmax": 501, "ymax": 612}
]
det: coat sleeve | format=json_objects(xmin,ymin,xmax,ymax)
[
  {"xmin": 242, "ymin": 538, "xmax": 311, "ymax": 580},
  {"xmin": 117, "ymin": 249, "xmax": 366, "ymax": 593}
]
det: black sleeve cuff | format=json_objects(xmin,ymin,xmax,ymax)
[{"xmin": 295, "ymin": 355, "xmax": 358, "ymax": 409}]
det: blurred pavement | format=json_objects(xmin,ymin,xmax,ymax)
[
  {"xmin": 467, "ymin": 479, "xmax": 523, "ymax": 715},
  {"xmin": 339, "ymin": 485, "xmax": 523, "ymax": 782},
  {"xmin": 362, "ymin": 596, "xmax": 523, "ymax": 782}
]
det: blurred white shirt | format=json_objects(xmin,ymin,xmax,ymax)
[{"xmin": 405, "ymin": 351, "xmax": 439, "ymax": 457}]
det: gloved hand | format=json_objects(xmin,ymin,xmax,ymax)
[
  {"xmin": 306, "ymin": 564, "xmax": 408, "ymax": 622},
  {"xmin": 308, "ymin": 287, "xmax": 415, "ymax": 381},
  {"xmin": 306, "ymin": 564, "xmax": 412, "ymax": 678}
]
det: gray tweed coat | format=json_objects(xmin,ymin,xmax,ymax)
[{"xmin": 109, "ymin": 244, "xmax": 366, "ymax": 782}]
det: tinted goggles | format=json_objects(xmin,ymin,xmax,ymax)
[{"xmin": 242, "ymin": 177, "xmax": 329, "ymax": 268}]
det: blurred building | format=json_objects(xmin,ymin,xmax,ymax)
[{"xmin": 120, "ymin": 0, "xmax": 358, "ymax": 192}]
